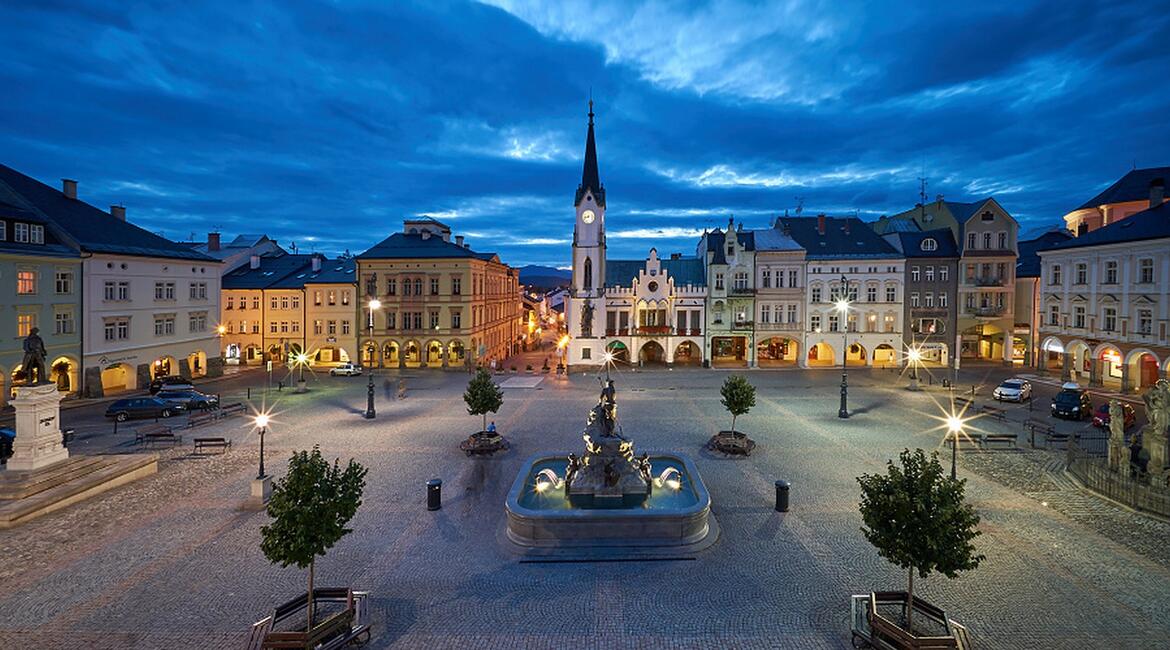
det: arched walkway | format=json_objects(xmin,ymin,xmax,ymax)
[
  {"xmin": 845, "ymin": 342, "xmax": 867, "ymax": 367},
  {"xmin": 152, "ymin": 356, "xmax": 177, "ymax": 379},
  {"xmin": 49, "ymin": 356, "xmax": 79, "ymax": 393},
  {"xmin": 639, "ymin": 340, "xmax": 666, "ymax": 365},
  {"xmin": 267, "ymin": 345, "xmax": 284, "ymax": 364},
  {"xmin": 873, "ymin": 344, "xmax": 897, "ymax": 368},
  {"xmin": 1067, "ymin": 340, "xmax": 1091, "ymax": 381},
  {"xmin": 448, "ymin": 340, "xmax": 466, "ymax": 366},
  {"xmin": 426, "ymin": 340, "xmax": 444, "ymax": 365},
  {"xmin": 314, "ymin": 346, "xmax": 350, "ymax": 365},
  {"xmin": 1040, "ymin": 337, "xmax": 1064, "ymax": 373},
  {"xmin": 757, "ymin": 337, "xmax": 798, "ymax": 367},
  {"xmin": 403, "ymin": 340, "xmax": 421, "ymax": 367},
  {"xmin": 187, "ymin": 350, "xmax": 208, "ymax": 378},
  {"xmin": 244, "ymin": 345, "xmax": 263, "ymax": 365},
  {"xmin": 382, "ymin": 341, "xmax": 399, "ymax": 367},
  {"xmin": 807, "ymin": 341, "xmax": 835, "ymax": 367},
  {"xmin": 606, "ymin": 341, "xmax": 630, "ymax": 364},
  {"xmin": 101, "ymin": 363, "xmax": 132, "ymax": 393},
  {"xmin": 1126, "ymin": 349, "xmax": 1161, "ymax": 392},
  {"xmin": 673, "ymin": 341, "xmax": 702, "ymax": 366},
  {"xmin": 1095, "ymin": 343, "xmax": 1123, "ymax": 388}
]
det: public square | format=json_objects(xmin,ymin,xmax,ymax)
[{"xmin": 2, "ymin": 362, "xmax": 1169, "ymax": 649}]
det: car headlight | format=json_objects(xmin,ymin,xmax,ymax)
[{"xmin": 1072, "ymin": 406, "xmax": 1079, "ymax": 412}]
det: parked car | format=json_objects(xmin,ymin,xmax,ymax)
[
  {"xmin": 993, "ymin": 378, "xmax": 1032, "ymax": 402},
  {"xmin": 1092, "ymin": 402, "xmax": 1136, "ymax": 430},
  {"xmin": 1051, "ymin": 384, "xmax": 1092, "ymax": 420},
  {"xmin": 155, "ymin": 389, "xmax": 219, "ymax": 411},
  {"xmin": 105, "ymin": 397, "xmax": 186, "ymax": 421},
  {"xmin": 330, "ymin": 362, "xmax": 363, "ymax": 377},
  {"xmin": 0, "ymin": 427, "xmax": 14, "ymax": 463},
  {"xmin": 149, "ymin": 375, "xmax": 194, "ymax": 394}
]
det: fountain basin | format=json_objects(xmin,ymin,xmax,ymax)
[{"xmin": 505, "ymin": 453, "xmax": 711, "ymax": 547}]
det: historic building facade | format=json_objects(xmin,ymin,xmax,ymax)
[
  {"xmin": 357, "ymin": 218, "xmax": 520, "ymax": 369},
  {"xmin": 752, "ymin": 223, "xmax": 805, "ymax": 367},
  {"xmin": 882, "ymin": 228, "xmax": 959, "ymax": 367},
  {"xmin": 1062, "ymin": 167, "xmax": 1167, "ymax": 236},
  {"xmin": 1037, "ymin": 196, "xmax": 1170, "ymax": 393},
  {"xmin": 603, "ymin": 249, "xmax": 706, "ymax": 366},
  {"xmin": 699, "ymin": 222, "xmax": 756, "ymax": 367}
]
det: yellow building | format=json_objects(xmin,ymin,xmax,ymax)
[
  {"xmin": 304, "ymin": 259, "xmax": 357, "ymax": 365},
  {"xmin": 356, "ymin": 218, "xmax": 520, "ymax": 369}
]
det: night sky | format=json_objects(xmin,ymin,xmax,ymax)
[{"xmin": 3, "ymin": 1, "xmax": 1167, "ymax": 268}]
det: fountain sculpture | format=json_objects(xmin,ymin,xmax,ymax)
[{"xmin": 505, "ymin": 378, "xmax": 712, "ymax": 548}]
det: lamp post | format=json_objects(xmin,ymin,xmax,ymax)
[
  {"xmin": 294, "ymin": 352, "xmax": 309, "ymax": 393},
  {"xmin": 907, "ymin": 346, "xmax": 922, "ymax": 391},
  {"xmin": 365, "ymin": 299, "xmax": 381, "ymax": 419},
  {"xmin": 603, "ymin": 351, "xmax": 614, "ymax": 382},
  {"xmin": 836, "ymin": 276, "xmax": 851, "ymax": 419},
  {"xmin": 946, "ymin": 413, "xmax": 962, "ymax": 480},
  {"xmin": 255, "ymin": 413, "xmax": 270, "ymax": 479}
]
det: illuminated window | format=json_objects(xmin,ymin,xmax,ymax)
[{"xmin": 17, "ymin": 270, "xmax": 36, "ymax": 294}]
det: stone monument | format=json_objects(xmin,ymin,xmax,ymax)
[
  {"xmin": 7, "ymin": 330, "xmax": 69, "ymax": 471},
  {"xmin": 1141, "ymin": 380, "xmax": 1170, "ymax": 481},
  {"xmin": 565, "ymin": 379, "xmax": 652, "ymax": 507},
  {"xmin": 1107, "ymin": 399, "xmax": 1127, "ymax": 472}
]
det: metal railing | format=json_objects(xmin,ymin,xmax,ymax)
[{"xmin": 1067, "ymin": 443, "xmax": 1170, "ymax": 518}]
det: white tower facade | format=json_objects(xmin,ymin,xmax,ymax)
[{"xmin": 567, "ymin": 102, "xmax": 607, "ymax": 366}]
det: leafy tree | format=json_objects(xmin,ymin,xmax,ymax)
[
  {"xmin": 857, "ymin": 448, "xmax": 983, "ymax": 634},
  {"xmin": 720, "ymin": 375, "xmax": 756, "ymax": 434},
  {"xmin": 261, "ymin": 447, "xmax": 367, "ymax": 630},
  {"xmin": 464, "ymin": 368, "xmax": 504, "ymax": 433}
]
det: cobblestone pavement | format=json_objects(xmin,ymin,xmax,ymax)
[{"xmin": 1, "ymin": 366, "xmax": 1168, "ymax": 648}]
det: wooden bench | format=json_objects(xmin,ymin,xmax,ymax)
[
  {"xmin": 980, "ymin": 433, "xmax": 1018, "ymax": 448},
  {"xmin": 135, "ymin": 424, "xmax": 181, "ymax": 447},
  {"xmin": 953, "ymin": 396, "xmax": 974, "ymax": 410},
  {"xmin": 219, "ymin": 402, "xmax": 246, "ymax": 417},
  {"xmin": 186, "ymin": 410, "xmax": 219, "ymax": 429},
  {"xmin": 1046, "ymin": 430, "xmax": 1075, "ymax": 446},
  {"xmin": 947, "ymin": 432, "xmax": 983, "ymax": 449},
  {"xmin": 193, "ymin": 437, "xmax": 231, "ymax": 454},
  {"xmin": 979, "ymin": 404, "xmax": 1007, "ymax": 422},
  {"xmin": 248, "ymin": 588, "xmax": 370, "ymax": 650}
]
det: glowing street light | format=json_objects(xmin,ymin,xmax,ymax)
[
  {"xmin": 253, "ymin": 412, "xmax": 271, "ymax": 479},
  {"xmin": 603, "ymin": 350, "xmax": 615, "ymax": 381},
  {"xmin": 836, "ymin": 276, "xmax": 851, "ymax": 419},
  {"xmin": 907, "ymin": 345, "xmax": 922, "ymax": 390},
  {"xmin": 365, "ymin": 299, "xmax": 382, "ymax": 419},
  {"xmin": 946, "ymin": 412, "xmax": 964, "ymax": 480}
]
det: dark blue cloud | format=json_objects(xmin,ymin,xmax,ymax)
[{"xmin": 1, "ymin": 0, "xmax": 1167, "ymax": 267}]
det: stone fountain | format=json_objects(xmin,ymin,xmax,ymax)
[{"xmin": 504, "ymin": 378, "xmax": 712, "ymax": 548}]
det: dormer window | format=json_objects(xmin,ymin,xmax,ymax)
[
  {"xmin": 981, "ymin": 211, "xmax": 994, "ymax": 222},
  {"xmin": 920, "ymin": 238, "xmax": 937, "ymax": 252}
]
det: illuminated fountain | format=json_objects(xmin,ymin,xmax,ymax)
[{"xmin": 505, "ymin": 379, "xmax": 712, "ymax": 547}]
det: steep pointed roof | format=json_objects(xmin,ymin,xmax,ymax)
[{"xmin": 575, "ymin": 101, "xmax": 605, "ymax": 207}]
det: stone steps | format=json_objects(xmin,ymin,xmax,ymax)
[{"xmin": 0, "ymin": 454, "xmax": 158, "ymax": 528}]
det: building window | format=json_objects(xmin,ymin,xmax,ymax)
[
  {"xmin": 1051, "ymin": 265, "xmax": 1062, "ymax": 286},
  {"xmin": 864, "ymin": 286, "xmax": 875, "ymax": 302},
  {"xmin": 385, "ymin": 277, "xmax": 396, "ymax": 296},
  {"xmin": 104, "ymin": 317, "xmax": 130, "ymax": 341},
  {"xmin": 52, "ymin": 311, "xmax": 73, "ymax": 335},
  {"xmin": 582, "ymin": 347, "xmax": 591, "ymax": 360},
  {"xmin": 451, "ymin": 311, "xmax": 460, "ymax": 328},
  {"xmin": 1138, "ymin": 309, "xmax": 1153, "ymax": 335},
  {"xmin": 189, "ymin": 312, "xmax": 207, "ymax": 333},
  {"xmin": 386, "ymin": 312, "xmax": 396, "ymax": 329},
  {"xmin": 327, "ymin": 320, "xmax": 337, "ymax": 335},
  {"xmin": 939, "ymin": 292, "xmax": 947, "ymax": 308},
  {"xmin": 761, "ymin": 305, "xmax": 771, "ymax": 323},
  {"xmin": 452, "ymin": 277, "xmax": 461, "ymax": 295},
  {"xmin": 430, "ymin": 311, "xmax": 440, "ymax": 329},
  {"xmin": 733, "ymin": 272, "xmax": 748, "ymax": 290},
  {"xmin": 226, "ymin": 296, "xmax": 235, "ymax": 310},
  {"xmin": 1103, "ymin": 307, "xmax": 1117, "ymax": 332},
  {"xmin": 281, "ymin": 296, "xmax": 289, "ymax": 310},
  {"xmin": 154, "ymin": 315, "xmax": 176, "ymax": 336},
  {"xmin": 281, "ymin": 321, "xmax": 290, "ymax": 333},
  {"xmin": 924, "ymin": 267, "xmax": 934, "ymax": 282},
  {"xmin": 940, "ymin": 267, "xmax": 948, "ymax": 282},
  {"xmin": 323, "ymin": 290, "xmax": 334, "ymax": 306},
  {"xmin": 885, "ymin": 286, "xmax": 896, "ymax": 302},
  {"xmin": 341, "ymin": 320, "xmax": 351, "ymax": 335},
  {"xmin": 810, "ymin": 314, "xmax": 821, "ymax": 332},
  {"xmin": 827, "ymin": 313, "xmax": 840, "ymax": 332},
  {"xmin": 1073, "ymin": 306, "xmax": 1086, "ymax": 329},
  {"xmin": 414, "ymin": 278, "xmax": 423, "ymax": 295},
  {"xmin": 998, "ymin": 232, "xmax": 1006, "ymax": 249},
  {"xmin": 787, "ymin": 304, "xmax": 796, "ymax": 323},
  {"xmin": 341, "ymin": 290, "xmax": 350, "ymax": 306},
  {"xmin": 967, "ymin": 232, "xmax": 976, "ymax": 249},
  {"xmin": 788, "ymin": 270, "xmax": 798, "ymax": 287},
  {"xmin": 189, "ymin": 282, "xmax": 208, "ymax": 300},
  {"xmin": 17, "ymin": 270, "xmax": 36, "ymax": 295},
  {"xmin": 17, "ymin": 313, "xmax": 35, "ymax": 337},
  {"xmin": 271, "ymin": 296, "xmax": 279, "ymax": 309},
  {"xmin": 761, "ymin": 269, "xmax": 771, "ymax": 289},
  {"xmin": 252, "ymin": 297, "xmax": 259, "ymax": 310},
  {"xmin": 430, "ymin": 278, "xmax": 440, "ymax": 295},
  {"xmin": 0, "ymin": 221, "xmax": 5, "ymax": 240},
  {"xmin": 1104, "ymin": 261, "xmax": 1118, "ymax": 284},
  {"xmin": 910, "ymin": 292, "xmax": 920, "ymax": 308},
  {"xmin": 1074, "ymin": 263, "xmax": 1087, "ymax": 285},
  {"xmin": 911, "ymin": 266, "xmax": 920, "ymax": 282},
  {"xmin": 715, "ymin": 273, "xmax": 724, "ymax": 290},
  {"xmin": 924, "ymin": 293, "xmax": 935, "ymax": 308},
  {"xmin": 920, "ymin": 238, "xmax": 937, "ymax": 252},
  {"xmin": 291, "ymin": 296, "xmax": 300, "ymax": 309},
  {"xmin": 1139, "ymin": 258, "xmax": 1154, "ymax": 284},
  {"xmin": 884, "ymin": 314, "xmax": 896, "ymax": 333},
  {"xmin": 1048, "ymin": 305, "xmax": 1059, "ymax": 326},
  {"xmin": 314, "ymin": 290, "xmax": 323, "ymax": 306},
  {"xmin": 14, "ymin": 222, "xmax": 29, "ymax": 243},
  {"xmin": 811, "ymin": 286, "xmax": 822, "ymax": 303},
  {"xmin": 314, "ymin": 320, "xmax": 323, "ymax": 335},
  {"xmin": 983, "ymin": 232, "xmax": 992, "ymax": 249},
  {"xmin": 55, "ymin": 270, "xmax": 73, "ymax": 294},
  {"xmin": 291, "ymin": 321, "xmax": 300, "ymax": 333},
  {"xmin": 270, "ymin": 322, "xmax": 278, "ymax": 333}
]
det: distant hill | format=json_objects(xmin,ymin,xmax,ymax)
[{"xmin": 518, "ymin": 265, "xmax": 571, "ymax": 290}]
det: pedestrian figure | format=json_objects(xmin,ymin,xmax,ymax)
[
  {"xmin": 383, "ymin": 377, "xmax": 392, "ymax": 399},
  {"xmin": 397, "ymin": 378, "xmax": 407, "ymax": 400},
  {"xmin": 487, "ymin": 421, "xmax": 496, "ymax": 434}
]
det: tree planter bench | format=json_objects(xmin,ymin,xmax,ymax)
[
  {"xmin": 706, "ymin": 430, "xmax": 756, "ymax": 456},
  {"xmin": 247, "ymin": 588, "xmax": 370, "ymax": 650},
  {"xmin": 460, "ymin": 431, "xmax": 509, "ymax": 456},
  {"xmin": 850, "ymin": 592, "xmax": 971, "ymax": 649}
]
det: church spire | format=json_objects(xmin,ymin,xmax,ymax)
[{"xmin": 576, "ymin": 99, "xmax": 605, "ymax": 207}]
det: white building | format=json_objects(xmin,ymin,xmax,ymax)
[{"xmin": 602, "ymin": 249, "xmax": 706, "ymax": 366}]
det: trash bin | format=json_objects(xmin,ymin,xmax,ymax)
[
  {"xmin": 775, "ymin": 480, "xmax": 790, "ymax": 512},
  {"xmin": 427, "ymin": 478, "xmax": 442, "ymax": 511}
]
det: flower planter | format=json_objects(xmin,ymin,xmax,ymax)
[
  {"xmin": 460, "ymin": 430, "xmax": 509, "ymax": 456},
  {"xmin": 706, "ymin": 430, "xmax": 756, "ymax": 456}
]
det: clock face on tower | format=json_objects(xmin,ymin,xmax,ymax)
[{"xmin": 581, "ymin": 210, "xmax": 596, "ymax": 224}]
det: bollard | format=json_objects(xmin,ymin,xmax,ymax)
[
  {"xmin": 774, "ymin": 480, "xmax": 790, "ymax": 512},
  {"xmin": 247, "ymin": 387, "xmax": 252, "ymax": 400},
  {"xmin": 427, "ymin": 478, "xmax": 442, "ymax": 511}
]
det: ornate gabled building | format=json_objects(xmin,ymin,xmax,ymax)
[{"xmin": 698, "ymin": 222, "xmax": 756, "ymax": 367}]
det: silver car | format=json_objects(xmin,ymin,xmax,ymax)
[{"xmin": 993, "ymin": 378, "xmax": 1032, "ymax": 402}]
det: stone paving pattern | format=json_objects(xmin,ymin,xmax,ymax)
[{"xmin": 0, "ymin": 366, "xmax": 1168, "ymax": 648}]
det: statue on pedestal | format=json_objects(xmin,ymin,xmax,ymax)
[
  {"xmin": 20, "ymin": 328, "xmax": 48, "ymax": 386},
  {"xmin": 1141, "ymin": 380, "xmax": 1170, "ymax": 481},
  {"xmin": 1107, "ymin": 399, "xmax": 1127, "ymax": 472},
  {"xmin": 580, "ymin": 299, "xmax": 594, "ymax": 338}
]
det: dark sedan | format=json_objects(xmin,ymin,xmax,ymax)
[
  {"xmin": 155, "ymin": 389, "xmax": 219, "ymax": 411},
  {"xmin": 1051, "ymin": 387, "xmax": 1092, "ymax": 420},
  {"xmin": 105, "ymin": 397, "xmax": 186, "ymax": 421},
  {"xmin": 1092, "ymin": 402, "xmax": 1136, "ymax": 430},
  {"xmin": 148, "ymin": 375, "xmax": 194, "ymax": 395}
]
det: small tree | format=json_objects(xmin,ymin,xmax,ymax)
[
  {"xmin": 720, "ymin": 375, "xmax": 756, "ymax": 434},
  {"xmin": 261, "ymin": 447, "xmax": 367, "ymax": 630},
  {"xmin": 857, "ymin": 448, "xmax": 983, "ymax": 634},
  {"xmin": 464, "ymin": 367, "xmax": 504, "ymax": 433}
]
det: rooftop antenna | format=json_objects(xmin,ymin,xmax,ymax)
[
  {"xmin": 918, "ymin": 176, "xmax": 928, "ymax": 223},
  {"xmin": 794, "ymin": 196, "xmax": 804, "ymax": 216}
]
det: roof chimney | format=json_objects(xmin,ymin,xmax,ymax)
[
  {"xmin": 1151, "ymin": 178, "xmax": 1165, "ymax": 208},
  {"xmin": 455, "ymin": 235, "xmax": 464, "ymax": 247},
  {"xmin": 250, "ymin": 254, "xmax": 260, "ymax": 270},
  {"xmin": 110, "ymin": 205, "xmax": 126, "ymax": 221},
  {"xmin": 62, "ymin": 179, "xmax": 77, "ymax": 199},
  {"xmin": 311, "ymin": 255, "xmax": 322, "ymax": 272},
  {"xmin": 208, "ymin": 232, "xmax": 220, "ymax": 252},
  {"xmin": 817, "ymin": 214, "xmax": 826, "ymax": 235}
]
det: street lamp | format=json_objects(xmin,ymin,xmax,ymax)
[
  {"xmin": 293, "ymin": 352, "xmax": 310, "ymax": 393},
  {"xmin": 907, "ymin": 346, "xmax": 922, "ymax": 391},
  {"xmin": 254, "ymin": 413, "xmax": 270, "ymax": 479},
  {"xmin": 836, "ymin": 276, "xmax": 851, "ymax": 419},
  {"xmin": 946, "ymin": 413, "xmax": 963, "ymax": 480},
  {"xmin": 603, "ymin": 351, "xmax": 615, "ymax": 382},
  {"xmin": 365, "ymin": 299, "xmax": 381, "ymax": 419}
]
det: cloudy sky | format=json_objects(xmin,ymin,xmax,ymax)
[{"xmin": 2, "ymin": 1, "xmax": 1167, "ymax": 267}]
